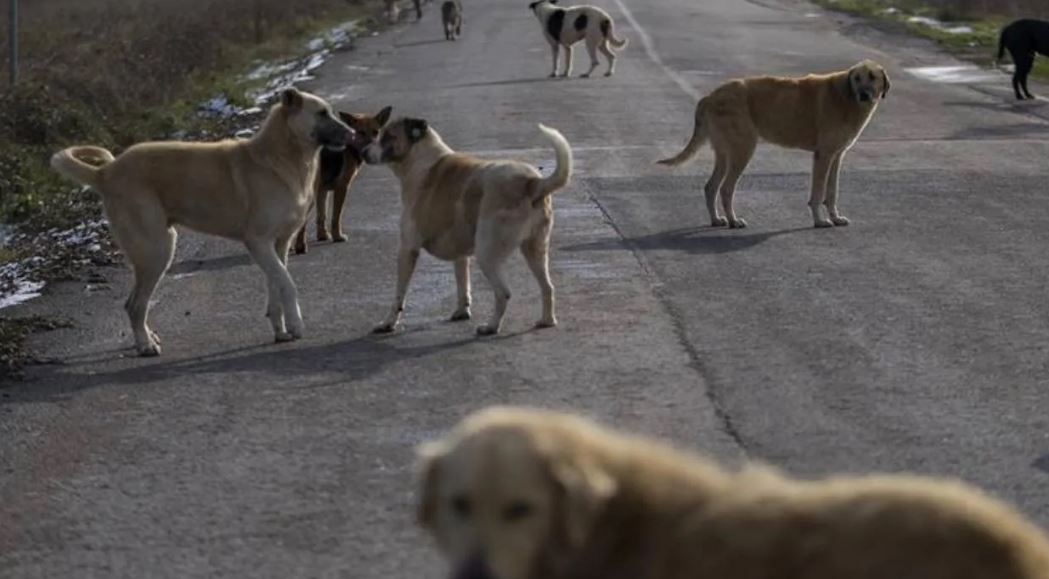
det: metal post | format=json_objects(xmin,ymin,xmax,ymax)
[{"xmin": 8, "ymin": 0, "xmax": 17, "ymax": 86}]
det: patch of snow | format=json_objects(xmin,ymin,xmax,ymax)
[
  {"xmin": 906, "ymin": 64, "xmax": 1003, "ymax": 84},
  {"xmin": 907, "ymin": 15, "xmax": 973, "ymax": 35},
  {"xmin": 883, "ymin": 7, "xmax": 899, "ymax": 15}
]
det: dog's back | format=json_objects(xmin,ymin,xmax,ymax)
[{"xmin": 1001, "ymin": 19, "xmax": 1049, "ymax": 57}]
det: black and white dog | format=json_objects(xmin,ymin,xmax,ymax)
[
  {"xmin": 997, "ymin": 19, "xmax": 1049, "ymax": 100},
  {"xmin": 528, "ymin": 0, "xmax": 628, "ymax": 78}
]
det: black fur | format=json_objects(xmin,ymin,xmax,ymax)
[
  {"xmin": 405, "ymin": 118, "xmax": 429, "ymax": 143},
  {"xmin": 998, "ymin": 19, "xmax": 1049, "ymax": 100},
  {"xmin": 318, "ymin": 149, "xmax": 347, "ymax": 188},
  {"xmin": 600, "ymin": 18, "xmax": 610, "ymax": 38},
  {"xmin": 547, "ymin": 8, "xmax": 565, "ymax": 44},
  {"xmin": 574, "ymin": 13, "xmax": 588, "ymax": 32}
]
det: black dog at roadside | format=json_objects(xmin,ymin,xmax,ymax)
[{"xmin": 998, "ymin": 19, "xmax": 1049, "ymax": 100}]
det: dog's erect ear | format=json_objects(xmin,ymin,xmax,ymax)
[
  {"xmin": 552, "ymin": 458, "xmax": 617, "ymax": 548},
  {"xmin": 281, "ymin": 88, "xmax": 304, "ymax": 111},
  {"xmin": 880, "ymin": 68, "xmax": 891, "ymax": 99},
  {"xmin": 405, "ymin": 118, "xmax": 429, "ymax": 142},
  {"xmin": 416, "ymin": 441, "xmax": 446, "ymax": 528},
  {"xmin": 376, "ymin": 106, "xmax": 393, "ymax": 127}
]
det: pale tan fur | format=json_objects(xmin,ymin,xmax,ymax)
[
  {"xmin": 363, "ymin": 118, "xmax": 572, "ymax": 336},
  {"xmin": 658, "ymin": 60, "xmax": 890, "ymax": 229},
  {"xmin": 419, "ymin": 407, "xmax": 1049, "ymax": 579},
  {"xmin": 50, "ymin": 89, "xmax": 352, "ymax": 356}
]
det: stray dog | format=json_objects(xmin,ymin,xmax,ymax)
[
  {"xmin": 362, "ymin": 118, "xmax": 572, "ymax": 336},
  {"xmin": 658, "ymin": 60, "xmax": 890, "ymax": 229},
  {"xmin": 294, "ymin": 106, "xmax": 392, "ymax": 255},
  {"xmin": 418, "ymin": 407, "xmax": 1049, "ymax": 579},
  {"xmin": 442, "ymin": 0, "xmax": 463, "ymax": 41},
  {"xmin": 998, "ymin": 19, "xmax": 1049, "ymax": 100},
  {"xmin": 528, "ymin": 0, "xmax": 628, "ymax": 78},
  {"xmin": 51, "ymin": 88, "xmax": 355, "ymax": 356}
]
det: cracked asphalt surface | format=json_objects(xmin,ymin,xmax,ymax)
[{"xmin": 3, "ymin": 0, "xmax": 1049, "ymax": 576}]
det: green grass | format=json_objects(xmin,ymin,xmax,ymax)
[{"xmin": 813, "ymin": 0, "xmax": 1049, "ymax": 78}]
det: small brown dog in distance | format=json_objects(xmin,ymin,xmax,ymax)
[
  {"xmin": 659, "ymin": 60, "xmax": 890, "ymax": 229},
  {"xmin": 418, "ymin": 407, "xmax": 1049, "ymax": 579},
  {"xmin": 294, "ymin": 106, "xmax": 391, "ymax": 255}
]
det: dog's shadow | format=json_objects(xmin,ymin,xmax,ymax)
[
  {"xmin": 395, "ymin": 38, "xmax": 449, "ymax": 48},
  {"xmin": 8, "ymin": 332, "xmax": 480, "ymax": 404},
  {"xmin": 563, "ymin": 226, "xmax": 814, "ymax": 256},
  {"xmin": 445, "ymin": 77, "xmax": 566, "ymax": 89}
]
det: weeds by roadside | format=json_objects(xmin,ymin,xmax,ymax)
[
  {"xmin": 814, "ymin": 0, "xmax": 1049, "ymax": 77},
  {"xmin": 0, "ymin": 315, "xmax": 72, "ymax": 381}
]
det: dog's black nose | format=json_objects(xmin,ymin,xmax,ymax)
[{"xmin": 451, "ymin": 555, "xmax": 492, "ymax": 579}]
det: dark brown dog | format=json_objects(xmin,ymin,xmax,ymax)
[{"xmin": 294, "ymin": 106, "xmax": 392, "ymax": 255}]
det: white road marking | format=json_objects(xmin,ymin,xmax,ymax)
[{"xmin": 609, "ymin": 0, "xmax": 700, "ymax": 100}]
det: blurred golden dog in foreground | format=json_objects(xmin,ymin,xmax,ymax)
[{"xmin": 418, "ymin": 407, "xmax": 1049, "ymax": 579}]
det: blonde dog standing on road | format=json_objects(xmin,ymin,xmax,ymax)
[
  {"xmin": 659, "ymin": 60, "xmax": 890, "ymax": 229},
  {"xmin": 362, "ymin": 118, "xmax": 572, "ymax": 336},
  {"xmin": 51, "ymin": 88, "xmax": 355, "ymax": 356},
  {"xmin": 418, "ymin": 407, "xmax": 1049, "ymax": 579},
  {"xmin": 529, "ymin": 0, "xmax": 628, "ymax": 78}
]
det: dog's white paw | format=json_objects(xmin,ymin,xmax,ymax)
[
  {"xmin": 831, "ymin": 215, "xmax": 850, "ymax": 226},
  {"xmin": 814, "ymin": 219, "xmax": 835, "ymax": 229},
  {"xmin": 450, "ymin": 309, "xmax": 471, "ymax": 322},
  {"xmin": 711, "ymin": 217, "xmax": 729, "ymax": 227},
  {"xmin": 476, "ymin": 325, "xmax": 499, "ymax": 337},
  {"xmin": 332, "ymin": 232, "xmax": 348, "ymax": 243},
  {"xmin": 728, "ymin": 218, "xmax": 748, "ymax": 229},
  {"xmin": 274, "ymin": 331, "xmax": 296, "ymax": 343},
  {"xmin": 137, "ymin": 343, "xmax": 162, "ymax": 357},
  {"xmin": 535, "ymin": 318, "xmax": 557, "ymax": 329},
  {"xmin": 316, "ymin": 230, "xmax": 332, "ymax": 242}
]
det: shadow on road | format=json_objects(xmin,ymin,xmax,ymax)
[
  {"xmin": 169, "ymin": 254, "xmax": 253, "ymax": 275},
  {"xmin": 446, "ymin": 77, "xmax": 560, "ymax": 89},
  {"xmin": 948, "ymin": 122, "xmax": 1049, "ymax": 140},
  {"xmin": 395, "ymin": 38, "xmax": 448, "ymax": 48},
  {"xmin": 5, "ymin": 333, "xmax": 477, "ymax": 404},
  {"xmin": 563, "ymin": 226, "xmax": 814, "ymax": 256}
]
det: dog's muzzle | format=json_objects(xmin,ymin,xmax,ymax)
[
  {"xmin": 316, "ymin": 120, "xmax": 355, "ymax": 152},
  {"xmin": 857, "ymin": 90, "xmax": 875, "ymax": 103},
  {"xmin": 451, "ymin": 554, "xmax": 493, "ymax": 579}
]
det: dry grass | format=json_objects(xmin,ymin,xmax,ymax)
[{"xmin": 0, "ymin": 0, "xmax": 376, "ymax": 230}]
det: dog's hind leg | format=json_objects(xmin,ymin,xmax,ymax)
[
  {"xmin": 721, "ymin": 140, "xmax": 755, "ymax": 229},
  {"xmin": 475, "ymin": 219, "xmax": 518, "ymax": 336},
  {"xmin": 315, "ymin": 189, "xmax": 332, "ymax": 242},
  {"xmin": 1012, "ymin": 51, "xmax": 1034, "ymax": 100},
  {"xmin": 122, "ymin": 225, "xmax": 177, "ymax": 357},
  {"xmin": 824, "ymin": 152, "xmax": 850, "ymax": 226},
  {"xmin": 1019, "ymin": 55, "xmax": 1037, "ymax": 99},
  {"xmin": 808, "ymin": 151, "xmax": 836, "ymax": 228},
  {"xmin": 599, "ymin": 40, "xmax": 617, "ymax": 77},
  {"xmin": 373, "ymin": 244, "xmax": 420, "ymax": 333},
  {"xmin": 582, "ymin": 37, "xmax": 600, "ymax": 78},
  {"xmin": 705, "ymin": 151, "xmax": 729, "ymax": 227},
  {"xmin": 450, "ymin": 257, "xmax": 472, "ymax": 321},
  {"xmin": 247, "ymin": 237, "xmax": 304, "ymax": 342},
  {"xmin": 521, "ymin": 222, "xmax": 556, "ymax": 329}
]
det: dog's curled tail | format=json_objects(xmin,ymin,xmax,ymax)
[
  {"xmin": 50, "ymin": 146, "xmax": 116, "ymax": 190},
  {"xmin": 657, "ymin": 98, "xmax": 708, "ymax": 167},
  {"xmin": 601, "ymin": 18, "xmax": 628, "ymax": 49},
  {"xmin": 534, "ymin": 124, "xmax": 573, "ymax": 199}
]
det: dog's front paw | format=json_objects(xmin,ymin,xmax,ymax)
[
  {"xmin": 476, "ymin": 325, "xmax": 499, "ymax": 337},
  {"xmin": 604, "ymin": 71, "xmax": 613, "ymax": 77},
  {"xmin": 316, "ymin": 229, "xmax": 332, "ymax": 242},
  {"xmin": 450, "ymin": 308, "xmax": 471, "ymax": 322},
  {"xmin": 535, "ymin": 318, "xmax": 557, "ymax": 329},
  {"xmin": 814, "ymin": 219, "xmax": 835, "ymax": 229},
  {"xmin": 831, "ymin": 215, "xmax": 850, "ymax": 226},
  {"xmin": 332, "ymin": 232, "xmax": 348, "ymax": 243},
  {"xmin": 274, "ymin": 331, "xmax": 296, "ymax": 343},
  {"xmin": 581, "ymin": 73, "xmax": 591, "ymax": 78},
  {"xmin": 373, "ymin": 322, "xmax": 398, "ymax": 334},
  {"xmin": 137, "ymin": 342, "xmax": 162, "ymax": 357},
  {"xmin": 728, "ymin": 218, "xmax": 748, "ymax": 229},
  {"xmin": 711, "ymin": 216, "xmax": 729, "ymax": 227},
  {"xmin": 294, "ymin": 243, "xmax": 307, "ymax": 255},
  {"xmin": 549, "ymin": 72, "xmax": 558, "ymax": 78}
]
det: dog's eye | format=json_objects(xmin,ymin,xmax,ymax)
[
  {"xmin": 502, "ymin": 501, "xmax": 534, "ymax": 522},
  {"xmin": 450, "ymin": 495, "xmax": 471, "ymax": 519}
]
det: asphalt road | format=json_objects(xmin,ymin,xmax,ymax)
[{"xmin": 3, "ymin": 0, "xmax": 1049, "ymax": 576}]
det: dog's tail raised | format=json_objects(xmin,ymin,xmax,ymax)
[
  {"xmin": 50, "ymin": 146, "xmax": 116, "ymax": 190},
  {"xmin": 657, "ymin": 98, "xmax": 708, "ymax": 167},
  {"xmin": 533, "ymin": 124, "xmax": 573, "ymax": 200},
  {"xmin": 601, "ymin": 18, "xmax": 628, "ymax": 49}
]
